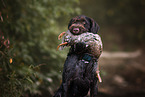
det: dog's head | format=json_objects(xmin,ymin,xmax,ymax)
[{"xmin": 68, "ymin": 15, "xmax": 100, "ymax": 35}]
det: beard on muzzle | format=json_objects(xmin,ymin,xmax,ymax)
[{"xmin": 69, "ymin": 25, "xmax": 88, "ymax": 35}]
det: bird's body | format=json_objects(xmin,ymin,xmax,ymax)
[{"xmin": 59, "ymin": 30, "xmax": 103, "ymax": 58}]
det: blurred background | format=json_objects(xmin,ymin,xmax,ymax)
[{"xmin": 0, "ymin": 0, "xmax": 145, "ymax": 97}]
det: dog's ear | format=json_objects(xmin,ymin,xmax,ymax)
[
  {"xmin": 88, "ymin": 17, "xmax": 100, "ymax": 34},
  {"xmin": 68, "ymin": 18, "xmax": 74, "ymax": 29}
]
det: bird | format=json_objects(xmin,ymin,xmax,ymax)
[{"xmin": 57, "ymin": 30, "xmax": 103, "ymax": 59}]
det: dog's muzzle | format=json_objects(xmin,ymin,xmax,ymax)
[{"xmin": 69, "ymin": 24, "xmax": 87, "ymax": 35}]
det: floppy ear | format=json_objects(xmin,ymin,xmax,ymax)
[
  {"xmin": 68, "ymin": 19, "xmax": 72, "ymax": 29},
  {"xmin": 89, "ymin": 18, "xmax": 100, "ymax": 34},
  {"xmin": 68, "ymin": 18, "xmax": 73, "ymax": 29}
]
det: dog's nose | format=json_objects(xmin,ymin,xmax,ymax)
[{"xmin": 73, "ymin": 28, "xmax": 80, "ymax": 34}]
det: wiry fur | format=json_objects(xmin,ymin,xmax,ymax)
[{"xmin": 53, "ymin": 15, "xmax": 100, "ymax": 97}]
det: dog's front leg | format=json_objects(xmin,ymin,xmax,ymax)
[
  {"xmin": 89, "ymin": 60, "xmax": 99, "ymax": 97},
  {"xmin": 90, "ymin": 77, "xmax": 98, "ymax": 97}
]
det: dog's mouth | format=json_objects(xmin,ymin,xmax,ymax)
[{"xmin": 69, "ymin": 24, "xmax": 88, "ymax": 35}]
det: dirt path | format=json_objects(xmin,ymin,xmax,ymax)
[{"xmin": 97, "ymin": 50, "xmax": 145, "ymax": 97}]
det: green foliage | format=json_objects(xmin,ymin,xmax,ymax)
[
  {"xmin": 0, "ymin": 0, "xmax": 80, "ymax": 96},
  {"xmin": 0, "ymin": 34, "xmax": 22, "ymax": 97},
  {"xmin": 0, "ymin": 34, "xmax": 49, "ymax": 96}
]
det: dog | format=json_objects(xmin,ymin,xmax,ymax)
[{"xmin": 54, "ymin": 15, "xmax": 101, "ymax": 97}]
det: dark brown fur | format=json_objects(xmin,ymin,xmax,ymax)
[{"xmin": 53, "ymin": 15, "xmax": 100, "ymax": 97}]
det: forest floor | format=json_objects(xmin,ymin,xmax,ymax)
[{"xmin": 96, "ymin": 49, "xmax": 145, "ymax": 97}]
